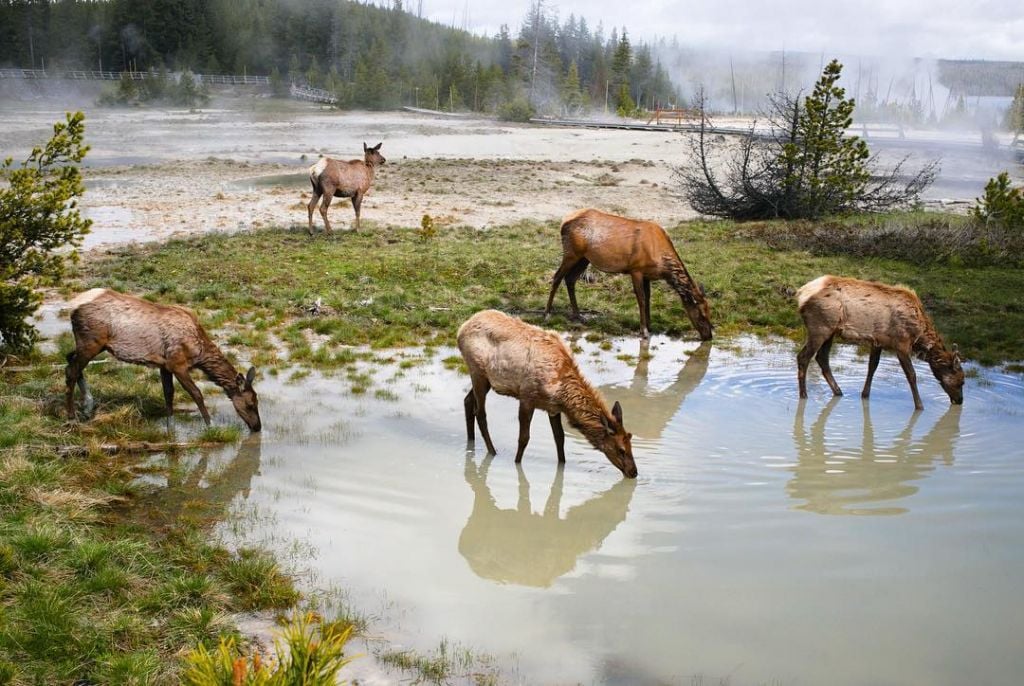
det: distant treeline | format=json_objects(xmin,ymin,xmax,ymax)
[
  {"xmin": 0, "ymin": 0, "xmax": 678, "ymax": 115},
  {"xmin": 937, "ymin": 60, "xmax": 1024, "ymax": 97}
]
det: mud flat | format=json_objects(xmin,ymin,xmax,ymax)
[{"xmin": 2, "ymin": 92, "xmax": 1018, "ymax": 250}]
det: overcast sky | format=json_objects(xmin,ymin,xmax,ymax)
[{"xmin": 410, "ymin": 0, "xmax": 1024, "ymax": 61}]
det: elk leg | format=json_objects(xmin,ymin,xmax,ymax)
[
  {"xmin": 564, "ymin": 258, "xmax": 591, "ymax": 320},
  {"xmin": 631, "ymin": 272, "xmax": 649, "ymax": 339},
  {"xmin": 307, "ymin": 187, "xmax": 322, "ymax": 235},
  {"xmin": 548, "ymin": 412, "xmax": 566, "ymax": 463},
  {"xmin": 160, "ymin": 369, "xmax": 175, "ymax": 417},
  {"xmin": 172, "ymin": 368, "xmax": 212, "ymax": 426},
  {"xmin": 319, "ymin": 193, "xmax": 334, "ymax": 234},
  {"xmin": 797, "ymin": 331, "xmax": 829, "ymax": 398},
  {"xmin": 464, "ymin": 389, "xmax": 476, "ymax": 443},
  {"xmin": 862, "ymin": 346, "xmax": 882, "ymax": 398},
  {"xmin": 352, "ymin": 192, "xmax": 362, "ymax": 231},
  {"xmin": 545, "ymin": 255, "xmax": 582, "ymax": 318},
  {"xmin": 815, "ymin": 335, "xmax": 843, "ymax": 396},
  {"xmin": 515, "ymin": 401, "xmax": 534, "ymax": 463},
  {"xmin": 65, "ymin": 344, "xmax": 100, "ymax": 420},
  {"xmin": 642, "ymin": 277, "xmax": 652, "ymax": 330},
  {"xmin": 895, "ymin": 349, "xmax": 924, "ymax": 411},
  {"xmin": 471, "ymin": 377, "xmax": 496, "ymax": 454}
]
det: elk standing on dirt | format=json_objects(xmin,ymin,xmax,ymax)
[
  {"xmin": 544, "ymin": 208, "xmax": 713, "ymax": 340},
  {"xmin": 796, "ymin": 275, "xmax": 964, "ymax": 410},
  {"xmin": 65, "ymin": 288, "xmax": 262, "ymax": 431},
  {"xmin": 307, "ymin": 142, "xmax": 385, "ymax": 234},
  {"xmin": 457, "ymin": 309, "xmax": 637, "ymax": 478}
]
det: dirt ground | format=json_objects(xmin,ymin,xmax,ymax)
[
  {"xmin": 0, "ymin": 91, "xmax": 701, "ymax": 249},
  {"xmin": 4, "ymin": 88, "xmax": 1016, "ymax": 251}
]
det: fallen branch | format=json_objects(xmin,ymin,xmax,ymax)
[
  {"xmin": 1, "ymin": 359, "xmax": 109, "ymax": 373},
  {"xmin": 55, "ymin": 440, "xmax": 225, "ymax": 458}
]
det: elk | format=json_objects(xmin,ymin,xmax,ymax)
[
  {"xmin": 544, "ymin": 208, "xmax": 713, "ymax": 340},
  {"xmin": 307, "ymin": 142, "xmax": 386, "ymax": 234},
  {"xmin": 796, "ymin": 275, "xmax": 964, "ymax": 410},
  {"xmin": 65, "ymin": 288, "xmax": 262, "ymax": 431},
  {"xmin": 457, "ymin": 309, "xmax": 637, "ymax": 478}
]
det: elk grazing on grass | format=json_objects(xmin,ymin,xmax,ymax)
[
  {"xmin": 544, "ymin": 208, "xmax": 713, "ymax": 340},
  {"xmin": 796, "ymin": 275, "xmax": 964, "ymax": 410},
  {"xmin": 307, "ymin": 142, "xmax": 386, "ymax": 234},
  {"xmin": 65, "ymin": 288, "xmax": 262, "ymax": 431},
  {"xmin": 457, "ymin": 309, "xmax": 637, "ymax": 478}
]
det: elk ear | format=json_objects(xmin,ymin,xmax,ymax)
[
  {"xmin": 245, "ymin": 366, "xmax": 257, "ymax": 388},
  {"xmin": 698, "ymin": 282, "xmax": 707, "ymax": 297},
  {"xmin": 951, "ymin": 343, "xmax": 962, "ymax": 364},
  {"xmin": 373, "ymin": 142, "xmax": 383, "ymax": 151},
  {"xmin": 363, "ymin": 141, "xmax": 369, "ymax": 152},
  {"xmin": 611, "ymin": 400, "xmax": 623, "ymax": 425},
  {"xmin": 600, "ymin": 414, "xmax": 614, "ymax": 436}
]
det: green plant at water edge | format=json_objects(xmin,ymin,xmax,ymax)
[
  {"xmin": 181, "ymin": 612, "xmax": 355, "ymax": 685},
  {"xmin": 971, "ymin": 172, "xmax": 1024, "ymax": 230},
  {"xmin": 0, "ymin": 111, "xmax": 91, "ymax": 354}
]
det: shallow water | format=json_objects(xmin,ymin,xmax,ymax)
[{"xmin": 152, "ymin": 335, "xmax": 1022, "ymax": 685}]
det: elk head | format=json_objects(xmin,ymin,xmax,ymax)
[
  {"xmin": 230, "ymin": 366, "xmax": 262, "ymax": 431},
  {"xmin": 683, "ymin": 284, "xmax": 714, "ymax": 341},
  {"xmin": 929, "ymin": 344, "xmax": 964, "ymax": 405},
  {"xmin": 599, "ymin": 401, "xmax": 637, "ymax": 478},
  {"xmin": 363, "ymin": 141, "xmax": 386, "ymax": 167}
]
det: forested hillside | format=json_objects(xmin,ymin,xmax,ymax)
[{"xmin": 0, "ymin": 0, "xmax": 678, "ymax": 114}]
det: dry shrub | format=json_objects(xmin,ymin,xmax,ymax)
[{"xmin": 736, "ymin": 215, "xmax": 1024, "ymax": 267}]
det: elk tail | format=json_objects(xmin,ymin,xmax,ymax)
[{"xmin": 309, "ymin": 159, "xmax": 328, "ymax": 196}]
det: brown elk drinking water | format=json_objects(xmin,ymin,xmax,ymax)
[
  {"xmin": 306, "ymin": 142, "xmax": 385, "ymax": 234},
  {"xmin": 544, "ymin": 208, "xmax": 713, "ymax": 340},
  {"xmin": 65, "ymin": 288, "xmax": 261, "ymax": 431},
  {"xmin": 457, "ymin": 309, "xmax": 637, "ymax": 478},
  {"xmin": 796, "ymin": 275, "xmax": 964, "ymax": 410}
]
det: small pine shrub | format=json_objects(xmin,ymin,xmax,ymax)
[
  {"xmin": 971, "ymin": 172, "xmax": 1024, "ymax": 230},
  {"xmin": 497, "ymin": 98, "xmax": 535, "ymax": 122}
]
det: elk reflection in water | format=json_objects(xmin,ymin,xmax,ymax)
[
  {"xmin": 141, "ymin": 433, "xmax": 263, "ymax": 530},
  {"xmin": 458, "ymin": 455, "xmax": 636, "ymax": 587},
  {"xmin": 598, "ymin": 340, "xmax": 711, "ymax": 440},
  {"xmin": 789, "ymin": 398, "xmax": 961, "ymax": 516}
]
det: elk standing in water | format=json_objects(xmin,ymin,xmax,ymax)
[
  {"xmin": 796, "ymin": 275, "xmax": 964, "ymax": 410},
  {"xmin": 65, "ymin": 288, "xmax": 262, "ymax": 430},
  {"xmin": 544, "ymin": 208, "xmax": 713, "ymax": 340},
  {"xmin": 457, "ymin": 309, "xmax": 637, "ymax": 478},
  {"xmin": 307, "ymin": 142, "xmax": 385, "ymax": 234}
]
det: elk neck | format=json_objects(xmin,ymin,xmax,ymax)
[
  {"xmin": 195, "ymin": 346, "xmax": 243, "ymax": 397},
  {"xmin": 660, "ymin": 254, "xmax": 701, "ymax": 304},
  {"xmin": 554, "ymin": 371, "xmax": 613, "ymax": 448}
]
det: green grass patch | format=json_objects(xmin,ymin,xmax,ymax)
[
  {"xmin": 0, "ymin": 357, "xmax": 305, "ymax": 685},
  {"xmin": 70, "ymin": 218, "xmax": 1022, "ymax": 364}
]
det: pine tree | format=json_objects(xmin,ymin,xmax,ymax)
[
  {"xmin": 780, "ymin": 59, "xmax": 870, "ymax": 217},
  {"xmin": 561, "ymin": 60, "xmax": 584, "ymax": 114},
  {"xmin": 1, "ymin": 112, "xmax": 92, "ymax": 353}
]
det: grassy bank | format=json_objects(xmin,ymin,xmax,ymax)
[
  {"xmin": 0, "ymin": 346, "xmax": 302, "ymax": 685},
  {"xmin": 73, "ymin": 214, "xmax": 1024, "ymax": 366}
]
